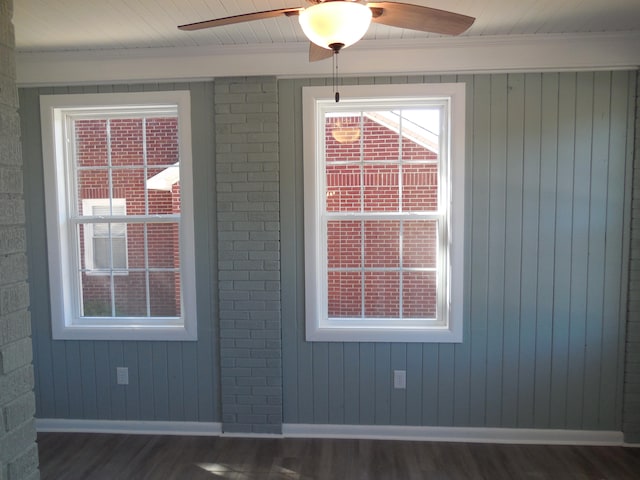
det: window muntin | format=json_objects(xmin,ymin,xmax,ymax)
[
  {"xmin": 41, "ymin": 91, "xmax": 196, "ymax": 341},
  {"xmin": 303, "ymin": 84, "xmax": 465, "ymax": 343}
]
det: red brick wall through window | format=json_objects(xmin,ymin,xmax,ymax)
[
  {"xmin": 76, "ymin": 117, "xmax": 180, "ymax": 317},
  {"xmin": 325, "ymin": 114, "xmax": 439, "ymax": 319}
]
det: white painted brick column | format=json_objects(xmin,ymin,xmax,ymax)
[
  {"xmin": 0, "ymin": 0, "xmax": 40, "ymax": 478},
  {"xmin": 215, "ymin": 77, "xmax": 282, "ymax": 434}
]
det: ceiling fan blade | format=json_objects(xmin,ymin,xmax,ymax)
[
  {"xmin": 309, "ymin": 43, "xmax": 333, "ymax": 62},
  {"xmin": 367, "ymin": 2, "xmax": 474, "ymax": 36},
  {"xmin": 178, "ymin": 8, "xmax": 302, "ymax": 31}
]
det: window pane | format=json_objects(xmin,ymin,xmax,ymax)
[
  {"xmin": 403, "ymin": 220, "xmax": 437, "ymax": 269},
  {"xmin": 75, "ymin": 119, "xmax": 108, "ymax": 168},
  {"xmin": 363, "ymin": 164, "xmax": 399, "ymax": 212},
  {"xmin": 110, "ymin": 118, "xmax": 144, "ymax": 167},
  {"xmin": 146, "ymin": 117, "xmax": 179, "ymax": 166},
  {"xmin": 126, "ymin": 223, "xmax": 145, "ymax": 268},
  {"xmin": 147, "ymin": 223, "xmax": 180, "ymax": 269},
  {"xmin": 400, "ymin": 108, "xmax": 440, "ymax": 162},
  {"xmin": 364, "ymin": 271, "xmax": 400, "ymax": 318},
  {"xmin": 403, "ymin": 271, "xmax": 437, "ymax": 318},
  {"xmin": 403, "ymin": 163, "xmax": 439, "ymax": 212},
  {"xmin": 325, "ymin": 113, "xmax": 361, "ymax": 162},
  {"xmin": 326, "ymin": 164, "xmax": 361, "ymax": 212},
  {"xmin": 146, "ymin": 163, "xmax": 180, "ymax": 210},
  {"xmin": 93, "ymin": 237, "xmax": 109, "ymax": 269},
  {"xmin": 149, "ymin": 271, "xmax": 181, "ymax": 317},
  {"xmin": 327, "ymin": 220, "xmax": 362, "ymax": 269},
  {"xmin": 114, "ymin": 272, "xmax": 147, "ymax": 316},
  {"xmin": 77, "ymin": 170, "xmax": 110, "ymax": 211},
  {"xmin": 363, "ymin": 111, "xmax": 400, "ymax": 162},
  {"xmin": 328, "ymin": 271, "xmax": 362, "ymax": 317},
  {"xmin": 148, "ymin": 187, "xmax": 179, "ymax": 215},
  {"xmin": 112, "ymin": 238, "xmax": 127, "ymax": 269},
  {"xmin": 81, "ymin": 274, "xmax": 112, "ymax": 317},
  {"xmin": 93, "ymin": 236, "xmax": 126, "ymax": 269},
  {"xmin": 402, "ymin": 136, "xmax": 439, "ymax": 161},
  {"xmin": 364, "ymin": 221, "xmax": 400, "ymax": 268},
  {"xmin": 112, "ymin": 168, "xmax": 145, "ymax": 211}
]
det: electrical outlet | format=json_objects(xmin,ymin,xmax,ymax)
[
  {"xmin": 393, "ymin": 370, "xmax": 406, "ymax": 389},
  {"xmin": 116, "ymin": 367, "xmax": 129, "ymax": 385}
]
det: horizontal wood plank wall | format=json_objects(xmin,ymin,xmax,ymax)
[
  {"xmin": 279, "ymin": 72, "xmax": 636, "ymax": 431},
  {"xmin": 20, "ymin": 82, "xmax": 219, "ymax": 422}
]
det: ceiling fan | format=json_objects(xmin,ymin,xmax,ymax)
[{"xmin": 178, "ymin": 1, "xmax": 475, "ymax": 62}]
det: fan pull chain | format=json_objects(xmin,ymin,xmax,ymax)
[
  {"xmin": 329, "ymin": 42, "xmax": 344, "ymax": 103},
  {"xmin": 333, "ymin": 51, "xmax": 340, "ymax": 102}
]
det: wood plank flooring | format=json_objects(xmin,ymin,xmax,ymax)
[{"xmin": 37, "ymin": 433, "xmax": 640, "ymax": 479}]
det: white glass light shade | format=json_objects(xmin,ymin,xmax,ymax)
[{"xmin": 299, "ymin": 2, "xmax": 373, "ymax": 50}]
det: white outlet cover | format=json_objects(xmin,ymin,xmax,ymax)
[
  {"xmin": 116, "ymin": 367, "xmax": 129, "ymax": 385},
  {"xmin": 393, "ymin": 370, "xmax": 406, "ymax": 389}
]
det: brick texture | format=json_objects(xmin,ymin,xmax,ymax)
[
  {"xmin": 74, "ymin": 117, "xmax": 180, "ymax": 317},
  {"xmin": 215, "ymin": 77, "xmax": 282, "ymax": 434},
  {"xmin": 0, "ymin": 0, "xmax": 40, "ymax": 478},
  {"xmin": 325, "ymin": 115, "xmax": 439, "ymax": 318},
  {"xmin": 624, "ymin": 71, "xmax": 640, "ymax": 443}
]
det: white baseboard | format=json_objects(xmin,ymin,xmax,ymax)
[
  {"xmin": 221, "ymin": 432, "xmax": 284, "ymax": 439},
  {"xmin": 35, "ymin": 418, "xmax": 222, "ymax": 437},
  {"xmin": 35, "ymin": 419, "xmax": 625, "ymax": 446},
  {"xmin": 282, "ymin": 423, "xmax": 625, "ymax": 446}
]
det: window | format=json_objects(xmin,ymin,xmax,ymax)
[
  {"xmin": 303, "ymin": 84, "xmax": 465, "ymax": 342},
  {"xmin": 40, "ymin": 91, "xmax": 197, "ymax": 340}
]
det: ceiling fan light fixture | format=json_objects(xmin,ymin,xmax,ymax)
[{"xmin": 299, "ymin": 1, "xmax": 372, "ymax": 51}]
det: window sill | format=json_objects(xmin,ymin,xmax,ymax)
[
  {"xmin": 52, "ymin": 323, "xmax": 197, "ymax": 341},
  {"xmin": 306, "ymin": 324, "xmax": 462, "ymax": 343}
]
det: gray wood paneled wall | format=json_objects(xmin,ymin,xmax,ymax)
[
  {"xmin": 625, "ymin": 73, "xmax": 640, "ymax": 443},
  {"xmin": 20, "ymin": 82, "xmax": 219, "ymax": 422},
  {"xmin": 19, "ymin": 71, "xmax": 638, "ymax": 435},
  {"xmin": 279, "ymin": 72, "xmax": 636, "ymax": 431}
]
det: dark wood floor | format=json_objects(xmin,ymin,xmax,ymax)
[{"xmin": 37, "ymin": 432, "xmax": 640, "ymax": 480}]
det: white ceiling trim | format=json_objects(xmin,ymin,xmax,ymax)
[{"xmin": 16, "ymin": 31, "xmax": 640, "ymax": 87}]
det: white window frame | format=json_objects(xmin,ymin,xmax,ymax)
[
  {"xmin": 303, "ymin": 84, "xmax": 465, "ymax": 343},
  {"xmin": 40, "ymin": 91, "xmax": 197, "ymax": 341},
  {"xmin": 82, "ymin": 198, "xmax": 128, "ymax": 274}
]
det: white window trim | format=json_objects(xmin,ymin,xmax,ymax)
[
  {"xmin": 302, "ymin": 83, "xmax": 465, "ymax": 343},
  {"xmin": 40, "ymin": 91, "xmax": 197, "ymax": 341}
]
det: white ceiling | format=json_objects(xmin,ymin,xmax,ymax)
[
  {"xmin": 12, "ymin": 1, "xmax": 640, "ymax": 86},
  {"xmin": 14, "ymin": 0, "xmax": 640, "ymax": 52}
]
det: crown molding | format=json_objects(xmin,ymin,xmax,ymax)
[{"xmin": 16, "ymin": 31, "xmax": 640, "ymax": 87}]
